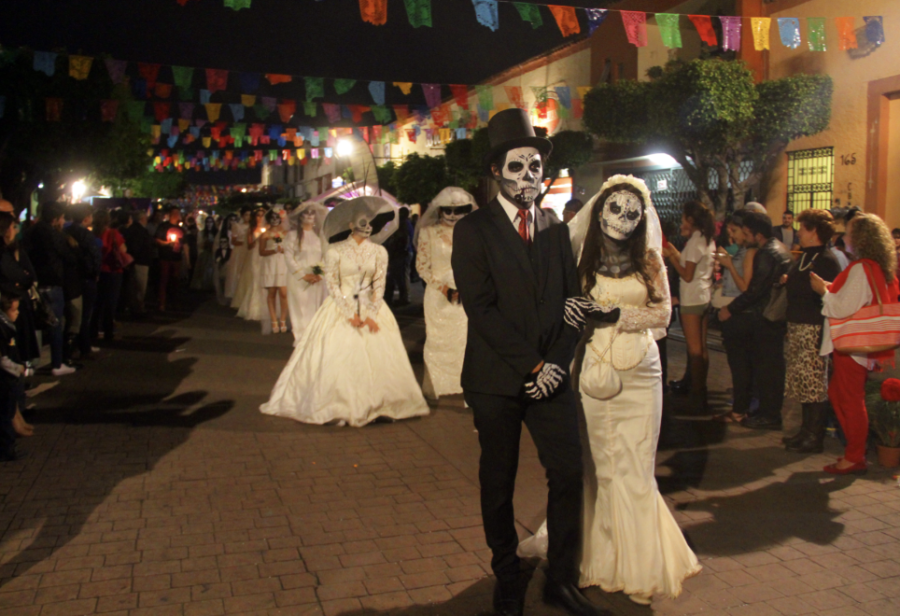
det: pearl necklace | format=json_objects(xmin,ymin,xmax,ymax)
[{"xmin": 798, "ymin": 250, "xmax": 819, "ymax": 272}]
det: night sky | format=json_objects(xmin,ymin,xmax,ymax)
[{"xmin": 1, "ymin": 0, "xmax": 610, "ymax": 94}]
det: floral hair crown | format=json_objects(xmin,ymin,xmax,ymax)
[{"xmin": 598, "ymin": 174, "xmax": 653, "ymax": 209}]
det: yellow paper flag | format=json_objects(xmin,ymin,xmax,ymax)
[
  {"xmin": 202, "ymin": 137, "xmax": 211, "ymax": 148},
  {"xmin": 577, "ymin": 87, "xmax": 591, "ymax": 100},
  {"xmin": 205, "ymin": 103, "xmax": 222, "ymax": 123},
  {"xmin": 298, "ymin": 149, "xmax": 306, "ymax": 160},
  {"xmin": 751, "ymin": 18, "xmax": 771, "ymax": 50},
  {"xmin": 241, "ymin": 94, "xmax": 256, "ymax": 107},
  {"xmin": 393, "ymin": 82, "xmax": 413, "ymax": 95},
  {"xmin": 178, "ymin": 119, "xmax": 190, "ymax": 133},
  {"xmin": 69, "ymin": 55, "xmax": 93, "ymax": 80}
]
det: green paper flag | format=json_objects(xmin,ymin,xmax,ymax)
[
  {"xmin": 254, "ymin": 104, "xmax": 271, "ymax": 120},
  {"xmin": 808, "ymin": 17, "xmax": 827, "ymax": 51},
  {"xmin": 223, "ymin": 0, "xmax": 252, "ymax": 10},
  {"xmin": 172, "ymin": 66, "xmax": 194, "ymax": 90},
  {"xmin": 305, "ymin": 77, "xmax": 324, "ymax": 101},
  {"xmin": 513, "ymin": 2, "xmax": 543, "ymax": 29},
  {"xmin": 126, "ymin": 101, "xmax": 145, "ymax": 122},
  {"xmin": 140, "ymin": 117, "xmax": 153, "ymax": 134},
  {"xmin": 333, "ymin": 78, "xmax": 357, "ymax": 95},
  {"xmin": 303, "ymin": 101, "xmax": 317, "ymax": 116},
  {"xmin": 403, "ymin": 0, "xmax": 432, "ymax": 28},
  {"xmin": 476, "ymin": 85, "xmax": 493, "ymax": 110},
  {"xmin": 531, "ymin": 86, "xmax": 549, "ymax": 103},
  {"xmin": 371, "ymin": 105, "xmax": 392, "ymax": 124},
  {"xmin": 656, "ymin": 14, "xmax": 683, "ymax": 48},
  {"xmin": 178, "ymin": 87, "xmax": 194, "ymax": 101}
]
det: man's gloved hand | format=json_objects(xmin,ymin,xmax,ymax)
[
  {"xmin": 524, "ymin": 362, "xmax": 566, "ymax": 401},
  {"xmin": 564, "ymin": 297, "xmax": 620, "ymax": 331}
]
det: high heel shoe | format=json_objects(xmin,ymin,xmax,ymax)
[
  {"xmin": 279, "ymin": 321, "xmax": 287, "ymax": 333},
  {"xmin": 270, "ymin": 320, "xmax": 279, "ymax": 333},
  {"xmin": 823, "ymin": 460, "xmax": 867, "ymax": 475}
]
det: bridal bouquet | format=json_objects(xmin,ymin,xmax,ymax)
[{"xmin": 303, "ymin": 263, "xmax": 325, "ymax": 287}]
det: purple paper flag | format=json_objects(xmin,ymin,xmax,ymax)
[
  {"xmin": 422, "ymin": 83, "xmax": 442, "ymax": 109},
  {"xmin": 261, "ymin": 96, "xmax": 277, "ymax": 111},
  {"xmin": 719, "ymin": 16, "xmax": 742, "ymax": 51},
  {"xmin": 179, "ymin": 103, "xmax": 195, "ymax": 119},
  {"xmin": 584, "ymin": 8, "xmax": 608, "ymax": 35},
  {"xmin": 322, "ymin": 103, "xmax": 341, "ymax": 123},
  {"xmin": 104, "ymin": 58, "xmax": 127, "ymax": 84}
]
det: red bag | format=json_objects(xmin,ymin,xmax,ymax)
[{"xmin": 830, "ymin": 262, "xmax": 900, "ymax": 354}]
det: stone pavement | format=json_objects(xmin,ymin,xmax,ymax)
[{"xmin": 1, "ymin": 296, "xmax": 900, "ymax": 616}]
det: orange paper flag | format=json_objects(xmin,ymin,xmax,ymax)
[
  {"xmin": 69, "ymin": 55, "xmax": 93, "ymax": 80},
  {"xmin": 266, "ymin": 74, "xmax": 292, "ymax": 85},
  {"xmin": 835, "ymin": 17, "xmax": 858, "ymax": 51},
  {"xmin": 504, "ymin": 86, "xmax": 525, "ymax": 109},
  {"xmin": 359, "ymin": 0, "xmax": 387, "ymax": 26},
  {"xmin": 393, "ymin": 82, "xmax": 413, "ymax": 95},
  {"xmin": 548, "ymin": 5, "xmax": 580, "ymax": 37}
]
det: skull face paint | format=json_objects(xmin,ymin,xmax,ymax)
[
  {"xmin": 350, "ymin": 216, "xmax": 372, "ymax": 239},
  {"xmin": 300, "ymin": 209, "xmax": 316, "ymax": 226},
  {"xmin": 439, "ymin": 205, "xmax": 472, "ymax": 227},
  {"xmin": 495, "ymin": 147, "xmax": 543, "ymax": 207},
  {"xmin": 600, "ymin": 191, "xmax": 643, "ymax": 241}
]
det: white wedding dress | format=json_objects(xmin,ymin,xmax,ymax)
[
  {"xmin": 416, "ymin": 224, "xmax": 466, "ymax": 398},
  {"xmin": 235, "ymin": 231, "xmax": 267, "ymax": 321},
  {"xmin": 260, "ymin": 237, "xmax": 430, "ymax": 427},
  {"xmin": 284, "ymin": 229, "xmax": 328, "ymax": 344},
  {"xmin": 518, "ymin": 253, "xmax": 701, "ymax": 600},
  {"xmin": 225, "ymin": 221, "xmax": 248, "ymax": 299}
]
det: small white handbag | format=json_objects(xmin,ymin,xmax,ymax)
[{"xmin": 581, "ymin": 331, "xmax": 622, "ymax": 400}]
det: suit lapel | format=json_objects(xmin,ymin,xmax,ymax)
[
  {"xmin": 533, "ymin": 207, "xmax": 552, "ymax": 299},
  {"xmin": 488, "ymin": 200, "xmax": 538, "ymax": 290}
]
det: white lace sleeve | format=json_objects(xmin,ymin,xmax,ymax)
[
  {"xmin": 415, "ymin": 227, "xmax": 442, "ymax": 287},
  {"xmin": 283, "ymin": 231, "xmax": 302, "ymax": 275},
  {"xmin": 324, "ymin": 247, "xmax": 356, "ymax": 320},
  {"xmin": 617, "ymin": 250, "xmax": 672, "ymax": 333},
  {"xmin": 361, "ymin": 244, "xmax": 388, "ymax": 321}
]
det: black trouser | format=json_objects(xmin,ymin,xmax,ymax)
[
  {"xmin": 384, "ymin": 255, "xmax": 409, "ymax": 304},
  {"xmin": 466, "ymin": 388, "xmax": 583, "ymax": 585},
  {"xmin": 754, "ymin": 318, "xmax": 787, "ymax": 422},
  {"xmin": 721, "ymin": 311, "xmax": 756, "ymax": 415},
  {"xmin": 0, "ymin": 384, "xmax": 16, "ymax": 457},
  {"xmin": 78, "ymin": 279, "xmax": 97, "ymax": 355}
]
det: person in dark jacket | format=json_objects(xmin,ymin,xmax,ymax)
[
  {"xmin": 65, "ymin": 203, "xmax": 102, "ymax": 359},
  {"xmin": 121, "ymin": 209, "xmax": 154, "ymax": 315},
  {"xmin": 0, "ymin": 290, "xmax": 33, "ymax": 461},
  {"xmin": 22, "ymin": 202, "xmax": 77, "ymax": 375},
  {"xmin": 718, "ymin": 211, "xmax": 792, "ymax": 430},
  {"xmin": 384, "ymin": 206, "xmax": 413, "ymax": 307}
]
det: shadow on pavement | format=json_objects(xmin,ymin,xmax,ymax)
[{"xmin": 0, "ymin": 321, "xmax": 232, "ymax": 586}]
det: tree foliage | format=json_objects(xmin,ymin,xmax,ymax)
[
  {"xmin": 583, "ymin": 58, "xmax": 833, "ymax": 214},
  {"xmin": 0, "ymin": 49, "xmax": 151, "ymax": 211},
  {"xmin": 444, "ymin": 128, "xmax": 489, "ymax": 193},
  {"xmin": 536, "ymin": 130, "xmax": 594, "ymax": 205},
  {"xmin": 391, "ymin": 153, "xmax": 447, "ymax": 206}
]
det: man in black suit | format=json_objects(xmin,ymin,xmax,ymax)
[{"xmin": 452, "ymin": 109, "xmax": 610, "ymax": 616}]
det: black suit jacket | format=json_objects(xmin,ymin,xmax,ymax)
[{"xmin": 451, "ymin": 199, "xmax": 580, "ymax": 396}]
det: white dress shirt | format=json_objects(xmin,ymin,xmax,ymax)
[
  {"xmin": 820, "ymin": 262, "xmax": 874, "ymax": 368},
  {"xmin": 497, "ymin": 193, "xmax": 535, "ymax": 239}
]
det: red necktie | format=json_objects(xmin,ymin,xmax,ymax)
[{"xmin": 516, "ymin": 209, "xmax": 531, "ymax": 246}]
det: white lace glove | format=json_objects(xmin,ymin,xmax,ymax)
[
  {"xmin": 564, "ymin": 297, "xmax": 620, "ymax": 332},
  {"xmin": 524, "ymin": 362, "xmax": 566, "ymax": 401}
]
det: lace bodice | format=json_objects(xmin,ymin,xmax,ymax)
[
  {"xmin": 285, "ymin": 229, "xmax": 324, "ymax": 275},
  {"xmin": 324, "ymin": 238, "xmax": 388, "ymax": 321},
  {"xmin": 585, "ymin": 250, "xmax": 671, "ymax": 370},
  {"xmin": 229, "ymin": 221, "xmax": 248, "ymax": 248},
  {"xmin": 416, "ymin": 224, "xmax": 456, "ymax": 289}
]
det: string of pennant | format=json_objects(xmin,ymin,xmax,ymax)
[{"xmin": 195, "ymin": 0, "xmax": 886, "ymax": 52}]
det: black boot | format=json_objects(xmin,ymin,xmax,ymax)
[
  {"xmin": 787, "ymin": 402, "xmax": 827, "ymax": 453},
  {"xmin": 783, "ymin": 405, "xmax": 810, "ymax": 446}
]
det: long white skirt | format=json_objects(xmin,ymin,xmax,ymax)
[
  {"xmin": 519, "ymin": 343, "xmax": 700, "ymax": 599},
  {"xmin": 286, "ymin": 276, "xmax": 327, "ymax": 345},
  {"xmin": 225, "ymin": 245, "xmax": 246, "ymax": 299},
  {"xmin": 422, "ymin": 285, "xmax": 466, "ymax": 398},
  {"xmin": 260, "ymin": 297, "xmax": 430, "ymax": 427}
]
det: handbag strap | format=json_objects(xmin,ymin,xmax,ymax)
[
  {"xmin": 861, "ymin": 262, "xmax": 885, "ymax": 315},
  {"xmin": 588, "ymin": 328, "xmax": 619, "ymax": 363}
]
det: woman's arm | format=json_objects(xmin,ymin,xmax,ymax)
[{"xmin": 617, "ymin": 250, "xmax": 672, "ymax": 332}]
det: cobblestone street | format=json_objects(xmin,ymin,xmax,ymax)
[{"xmin": 2, "ymin": 297, "xmax": 900, "ymax": 616}]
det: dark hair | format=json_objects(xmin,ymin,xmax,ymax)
[
  {"xmin": 92, "ymin": 209, "xmax": 110, "ymax": 237},
  {"xmin": 0, "ymin": 292, "xmax": 20, "ymax": 313},
  {"xmin": 564, "ymin": 199, "xmax": 584, "ymax": 213},
  {"xmin": 240, "ymin": 205, "xmax": 253, "ymax": 216},
  {"xmin": 892, "ymin": 228, "xmax": 900, "ymax": 238},
  {"xmin": 40, "ymin": 201, "xmax": 64, "ymax": 222},
  {"xmin": 682, "ymin": 201, "xmax": 715, "ymax": 243},
  {"xmin": 797, "ymin": 209, "xmax": 835, "ymax": 244},
  {"xmin": 577, "ymin": 184, "xmax": 661, "ymax": 305},
  {"xmin": 0, "ymin": 211, "xmax": 17, "ymax": 248},
  {"xmin": 264, "ymin": 210, "xmax": 281, "ymax": 227},
  {"xmin": 69, "ymin": 202, "xmax": 92, "ymax": 224},
  {"xmin": 741, "ymin": 211, "xmax": 774, "ymax": 239},
  {"xmin": 112, "ymin": 209, "xmax": 132, "ymax": 229},
  {"xmin": 784, "ymin": 210, "xmax": 794, "ymax": 216}
]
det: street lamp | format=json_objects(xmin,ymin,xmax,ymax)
[
  {"xmin": 71, "ymin": 180, "xmax": 87, "ymax": 202},
  {"xmin": 336, "ymin": 139, "xmax": 353, "ymax": 158}
]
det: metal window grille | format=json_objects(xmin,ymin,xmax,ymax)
[{"xmin": 786, "ymin": 147, "xmax": 834, "ymax": 219}]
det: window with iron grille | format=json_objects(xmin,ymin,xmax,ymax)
[{"xmin": 786, "ymin": 147, "xmax": 834, "ymax": 218}]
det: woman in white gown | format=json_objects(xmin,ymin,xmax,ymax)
[
  {"xmin": 284, "ymin": 202, "xmax": 329, "ymax": 344},
  {"xmin": 415, "ymin": 187, "xmax": 476, "ymax": 401},
  {"xmin": 519, "ymin": 175, "xmax": 701, "ymax": 605},
  {"xmin": 236, "ymin": 207, "xmax": 269, "ymax": 322},
  {"xmin": 259, "ymin": 209, "xmax": 289, "ymax": 333},
  {"xmin": 230, "ymin": 207, "xmax": 262, "ymax": 310},
  {"xmin": 260, "ymin": 196, "xmax": 429, "ymax": 427},
  {"xmin": 225, "ymin": 207, "xmax": 251, "ymax": 299}
]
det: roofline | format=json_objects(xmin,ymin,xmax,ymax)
[{"xmin": 479, "ymin": 37, "xmax": 592, "ymax": 88}]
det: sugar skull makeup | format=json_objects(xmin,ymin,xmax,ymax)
[
  {"xmin": 439, "ymin": 205, "xmax": 472, "ymax": 226},
  {"xmin": 496, "ymin": 147, "xmax": 543, "ymax": 207},
  {"xmin": 351, "ymin": 216, "xmax": 372, "ymax": 238},
  {"xmin": 600, "ymin": 191, "xmax": 643, "ymax": 241}
]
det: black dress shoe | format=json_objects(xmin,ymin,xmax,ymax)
[
  {"xmin": 543, "ymin": 579, "xmax": 613, "ymax": 616},
  {"xmin": 493, "ymin": 579, "xmax": 524, "ymax": 616},
  {"xmin": 740, "ymin": 415, "xmax": 783, "ymax": 430}
]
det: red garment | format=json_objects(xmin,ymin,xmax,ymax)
[
  {"xmin": 830, "ymin": 351, "xmax": 869, "ymax": 464},
  {"xmin": 100, "ymin": 228, "xmax": 127, "ymax": 274},
  {"xmin": 830, "ymin": 258, "xmax": 900, "ymax": 364},
  {"xmin": 516, "ymin": 210, "xmax": 530, "ymax": 246}
]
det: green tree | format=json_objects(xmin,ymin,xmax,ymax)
[
  {"xmin": 392, "ymin": 153, "xmax": 447, "ymax": 206},
  {"xmin": 376, "ymin": 160, "xmax": 398, "ymax": 196},
  {"xmin": 536, "ymin": 130, "xmax": 594, "ymax": 205},
  {"xmin": 444, "ymin": 128, "xmax": 489, "ymax": 193},
  {"xmin": 583, "ymin": 58, "xmax": 833, "ymax": 214}
]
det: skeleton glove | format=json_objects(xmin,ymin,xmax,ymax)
[
  {"xmin": 564, "ymin": 297, "xmax": 620, "ymax": 333},
  {"xmin": 524, "ymin": 362, "xmax": 566, "ymax": 401}
]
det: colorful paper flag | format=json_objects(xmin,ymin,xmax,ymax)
[
  {"xmin": 689, "ymin": 15, "xmax": 717, "ymax": 47},
  {"xmin": 240, "ymin": 72, "xmax": 260, "ymax": 92},
  {"xmin": 278, "ymin": 100, "xmax": 296, "ymax": 123},
  {"xmin": 513, "ymin": 2, "xmax": 542, "ymax": 29},
  {"xmin": 751, "ymin": 18, "xmax": 771, "ymax": 50},
  {"xmin": 621, "ymin": 11, "xmax": 648, "ymax": 47},
  {"xmin": 229, "ymin": 103, "xmax": 245, "ymax": 122},
  {"xmin": 422, "ymin": 83, "xmax": 442, "ymax": 109},
  {"xmin": 584, "ymin": 8, "xmax": 607, "ymax": 35},
  {"xmin": 656, "ymin": 14, "xmax": 682, "ymax": 48},
  {"xmin": 104, "ymin": 58, "xmax": 126, "ymax": 84},
  {"xmin": 778, "ymin": 18, "xmax": 801, "ymax": 49},
  {"xmin": 205, "ymin": 103, "xmax": 222, "ymax": 123},
  {"xmin": 555, "ymin": 86, "xmax": 571, "ymax": 111},
  {"xmin": 69, "ymin": 55, "xmax": 93, "ymax": 80},
  {"xmin": 504, "ymin": 86, "xmax": 524, "ymax": 109},
  {"xmin": 200, "ymin": 89, "xmax": 212, "ymax": 104},
  {"xmin": 322, "ymin": 103, "xmax": 341, "ymax": 123},
  {"xmin": 100, "ymin": 100, "xmax": 118, "ymax": 122},
  {"xmin": 46, "ymin": 98, "xmax": 63, "ymax": 122},
  {"xmin": 720, "ymin": 16, "xmax": 742, "ymax": 51},
  {"xmin": 305, "ymin": 77, "xmax": 324, "ymax": 101},
  {"xmin": 34, "ymin": 51, "xmax": 57, "ymax": 76},
  {"xmin": 368, "ymin": 81, "xmax": 386, "ymax": 105},
  {"xmin": 393, "ymin": 105, "xmax": 409, "ymax": 122},
  {"xmin": 359, "ymin": 0, "xmax": 388, "ymax": 26},
  {"xmin": 835, "ymin": 17, "xmax": 858, "ymax": 51},
  {"xmin": 138, "ymin": 63, "xmax": 161, "ymax": 89},
  {"xmin": 266, "ymin": 73, "xmax": 292, "ymax": 85},
  {"xmin": 154, "ymin": 83, "xmax": 173, "ymax": 99},
  {"xmin": 403, "ymin": 0, "xmax": 432, "ymax": 28},
  {"xmin": 206, "ymin": 69, "xmax": 228, "ymax": 93},
  {"xmin": 333, "ymin": 78, "xmax": 356, "ymax": 95},
  {"xmin": 153, "ymin": 102, "xmax": 170, "ymax": 122},
  {"xmin": 548, "ymin": 5, "xmax": 580, "ymax": 37},
  {"xmin": 865, "ymin": 16, "xmax": 885, "ymax": 46},
  {"xmin": 473, "ymin": 0, "xmax": 499, "ymax": 32},
  {"xmin": 450, "ymin": 85, "xmax": 469, "ymax": 110},
  {"xmin": 371, "ymin": 105, "xmax": 392, "ymax": 124},
  {"xmin": 807, "ymin": 17, "xmax": 827, "ymax": 51},
  {"xmin": 224, "ymin": 0, "xmax": 252, "ymax": 10},
  {"xmin": 179, "ymin": 102, "xmax": 195, "ymax": 120},
  {"xmin": 127, "ymin": 101, "xmax": 146, "ymax": 122}
]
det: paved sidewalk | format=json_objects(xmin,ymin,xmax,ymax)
[{"xmin": 1, "ymin": 297, "xmax": 899, "ymax": 616}]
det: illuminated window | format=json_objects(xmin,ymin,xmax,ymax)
[{"xmin": 786, "ymin": 147, "xmax": 834, "ymax": 217}]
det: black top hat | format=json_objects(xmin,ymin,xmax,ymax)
[{"xmin": 483, "ymin": 108, "xmax": 553, "ymax": 172}]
